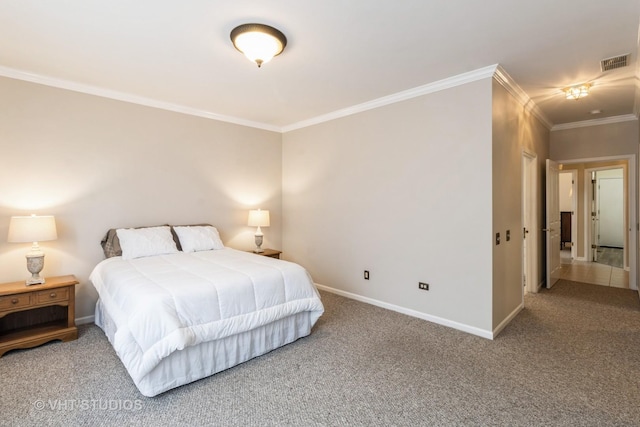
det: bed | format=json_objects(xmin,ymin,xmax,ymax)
[{"xmin": 89, "ymin": 225, "xmax": 324, "ymax": 397}]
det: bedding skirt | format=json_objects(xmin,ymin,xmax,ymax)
[{"xmin": 95, "ymin": 298, "xmax": 315, "ymax": 397}]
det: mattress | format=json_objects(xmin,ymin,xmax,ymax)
[{"xmin": 90, "ymin": 248, "xmax": 324, "ymax": 396}]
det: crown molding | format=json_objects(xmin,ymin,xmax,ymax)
[
  {"xmin": 1, "ymin": 64, "xmax": 567, "ymax": 135},
  {"xmin": 493, "ymin": 65, "xmax": 553, "ymax": 130},
  {"xmin": 551, "ymin": 114, "xmax": 638, "ymax": 131},
  {"xmin": 0, "ymin": 66, "xmax": 281, "ymax": 133},
  {"xmin": 282, "ymin": 65, "xmax": 499, "ymax": 133},
  {"xmin": 1, "ymin": 64, "xmax": 503, "ymax": 134}
]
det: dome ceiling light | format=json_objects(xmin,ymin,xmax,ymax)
[{"xmin": 230, "ymin": 23, "xmax": 287, "ymax": 68}]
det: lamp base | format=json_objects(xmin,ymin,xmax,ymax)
[
  {"xmin": 25, "ymin": 254, "xmax": 45, "ymax": 286},
  {"xmin": 253, "ymin": 234, "xmax": 264, "ymax": 253},
  {"xmin": 26, "ymin": 275, "xmax": 45, "ymax": 286}
]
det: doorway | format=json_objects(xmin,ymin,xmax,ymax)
[
  {"xmin": 591, "ymin": 168, "xmax": 625, "ymax": 269},
  {"xmin": 554, "ymin": 157, "xmax": 635, "ymax": 290}
]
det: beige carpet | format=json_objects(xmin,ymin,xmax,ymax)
[{"xmin": 1, "ymin": 280, "xmax": 639, "ymax": 426}]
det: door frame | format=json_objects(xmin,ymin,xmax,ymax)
[
  {"xmin": 559, "ymin": 169, "xmax": 578, "ymax": 261},
  {"xmin": 546, "ymin": 159, "xmax": 562, "ymax": 289},
  {"xmin": 522, "ymin": 151, "xmax": 539, "ymax": 294},
  {"xmin": 568, "ymin": 169, "xmax": 578, "ymax": 261},
  {"xmin": 558, "ymin": 154, "xmax": 636, "ymax": 290}
]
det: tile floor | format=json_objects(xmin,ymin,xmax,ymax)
[{"xmin": 559, "ymin": 249, "xmax": 629, "ymax": 288}]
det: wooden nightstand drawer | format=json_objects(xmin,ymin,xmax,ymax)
[
  {"xmin": 35, "ymin": 287, "xmax": 69, "ymax": 305},
  {"xmin": 0, "ymin": 293, "xmax": 31, "ymax": 312}
]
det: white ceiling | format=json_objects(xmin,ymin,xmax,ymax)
[{"xmin": 0, "ymin": 1, "xmax": 639, "ymax": 131}]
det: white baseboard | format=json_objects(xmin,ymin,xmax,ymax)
[
  {"xmin": 76, "ymin": 315, "xmax": 95, "ymax": 325},
  {"xmin": 314, "ymin": 283, "xmax": 494, "ymax": 340}
]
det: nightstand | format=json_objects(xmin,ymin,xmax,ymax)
[
  {"xmin": 251, "ymin": 249, "xmax": 282, "ymax": 259},
  {"xmin": 0, "ymin": 275, "xmax": 78, "ymax": 357}
]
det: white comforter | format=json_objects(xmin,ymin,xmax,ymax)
[{"xmin": 90, "ymin": 248, "xmax": 324, "ymax": 384}]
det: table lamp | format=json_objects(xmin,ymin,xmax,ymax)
[
  {"xmin": 7, "ymin": 215, "xmax": 58, "ymax": 285},
  {"xmin": 248, "ymin": 209, "xmax": 270, "ymax": 253}
]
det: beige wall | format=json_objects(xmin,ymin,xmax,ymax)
[
  {"xmin": 491, "ymin": 80, "xmax": 550, "ymax": 329},
  {"xmin": 559, "ymin": 172, "xmax": 573, "ymax": 212},
  {"xmin": 551, "ymin": 120, "xmax": 639, "ymax": 160},
  {"xmin": 283, "ymin": 79, "xmax": 495, "ymax": 334},
  {"xmin": 0, "ymin": 77, "xmax": 283, "ymax": 319},
  {"xmin": 0, "ymin": 71, "xmax": 555, "ymax": 336}
]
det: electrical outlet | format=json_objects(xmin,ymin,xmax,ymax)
[
  {"xmin": 418, "ymin": 282, "xmax": 429, "ymax": 291},
  {"xmin": 506, "ymin": 230, "xmax": 511, "ymax": 241},
  {"xmin": 364, "ymin": 270, "xmax": 370, "ymax": 280},
  {"xmin": 496, "ymin": 232, "xmax": 500, "ymax": 245}
]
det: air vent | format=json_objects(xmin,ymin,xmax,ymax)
[{"xmin": 600, "ymin": 54, "xmax": 630, "ymax": 72}]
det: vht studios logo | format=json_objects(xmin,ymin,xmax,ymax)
[{"xmin": 33, "ymin": 399, "xmax": 143, "ymax": 411}]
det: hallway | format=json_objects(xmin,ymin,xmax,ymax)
[{"xmin": 560, "ymin": 248, "xmax": 629, "ymax": 288}]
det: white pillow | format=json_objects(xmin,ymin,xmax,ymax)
[
  {"xmin": 116, "ymin": 226, "xmax": 179, "ymax": 260},
  {"xmin": 173, "ymin": 226, "xmax": 224, "ymax": 253}
]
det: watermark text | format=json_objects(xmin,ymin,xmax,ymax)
[{"xmin": 33, "ymin": 399, "xmax": 143, "ymax": 412}]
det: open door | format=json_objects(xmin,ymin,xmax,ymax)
[
  {"xmin": 598, "ymin": 174, "xmax": 624, "ymax": 247},
  {"xmin": 522, "ymin": 152, "xmax": 538, "ymax": 293},
  {"xmin": 545, "ymin": 159, "xmax": 561, "ymax": 288},
  {"xmin": 591, "ymin": 172, "xmax": 599, "ymax": 262},
  {"xmin": 591, "ymin": 168, "xmax": 625, "ymax": 265}
]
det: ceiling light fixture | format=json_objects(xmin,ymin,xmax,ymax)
[
  {"xmin": 563, "ymin": 83, "xmax": 591, "ymax": 100},
  {"xmin": 230, "ymin": 23, "xmax": 287, "ymax": 68}
]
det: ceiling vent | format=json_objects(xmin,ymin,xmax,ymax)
[{"xmin": 600, "ymin": 54, "xmax": 630, "ymax": 72}]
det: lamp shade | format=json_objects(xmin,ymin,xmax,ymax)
[
  {"xmin": 248, "ymin": 210, "xmax": 270, "ymax": 227},
  {"xmin": 8, "ymin": 215, "xmax": 58, "ymax": 243}
]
